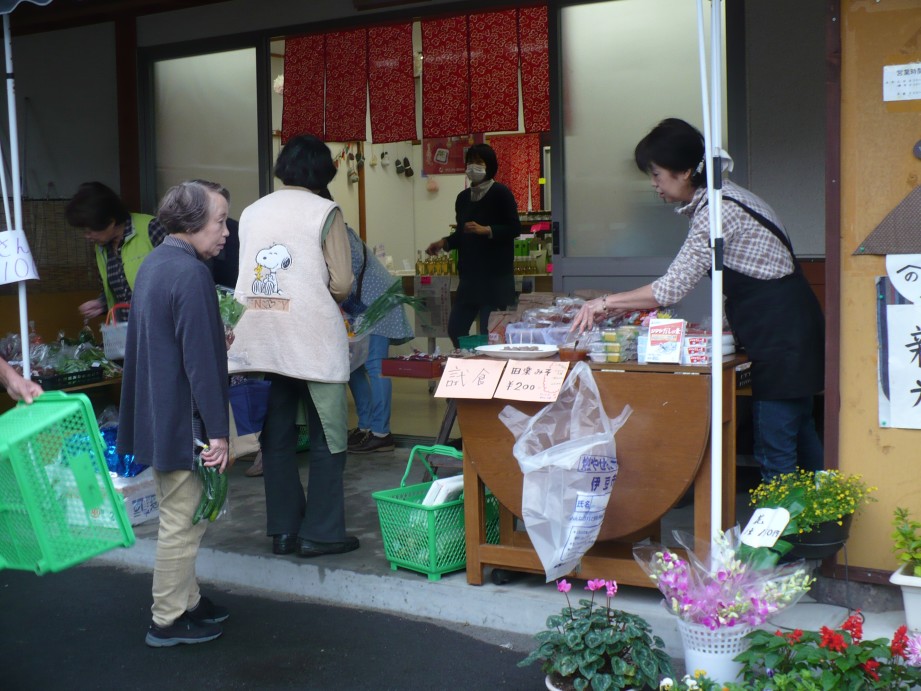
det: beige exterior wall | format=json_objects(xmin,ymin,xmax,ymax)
[{"xmin": 840, "ymin": 0, "xmax": 921, "ymax": 572}]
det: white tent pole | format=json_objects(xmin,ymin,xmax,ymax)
[
  {"xmin": 696, "ymin": 0, "xmax": 724, "ymax": 542},
  {"xmin": 5, "ymin": 14, "xmax": 29, "ymax": 379}
]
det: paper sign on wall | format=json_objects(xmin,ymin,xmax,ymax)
[
  {"xmin": 495, "ymin": 360, "xmax": 570, "ymax": 402},
  {"xmin": 0, "ymin": 230, "xmax": 39, "ymax": 285},
  {"xmin": 433, "ymin": 357, "xmax": 505, "ymax": 399},
  {"xmin": 886, "ymin": 254, "xmax": 921, "ymax": 303},
  {"xmin": 885, "ymin": 304, "xmax": 921, "ymax": 429},
  {"xmin": 741, "ymin": 507, "xmax": 791, "ymax": 548}
]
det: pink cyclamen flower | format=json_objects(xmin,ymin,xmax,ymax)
[
  {"xmin": 585, "ymin": 579, "xmax": 606, "ymax": 591},
  {"xmin": 606, "ymin": 580, "xmax": 618, "ymax": 597},
  {"xmin": 557, "ymin": 579, "xmax": 572, "ymax": 594},
  {"xmin": 905, "ymin": 633, "xmax": 921, "ymax": 666}
]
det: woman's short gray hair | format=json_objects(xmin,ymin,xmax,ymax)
[{"xmin": 157, "ymin": 179, "xmax": 229, "ymax": 234}]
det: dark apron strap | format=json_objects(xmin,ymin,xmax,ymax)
[{"xmin": 723, "ymin": 196, "xmax": 797, "ymax": 258}]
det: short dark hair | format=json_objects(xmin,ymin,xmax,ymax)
[
  {"xmin": 65, "ymin": 181, "xmax": 130, "ymax": 231},
  {"xmin": 634, "ymin": 118, "xmax": 706, "ymax": 187},
  {"xmin": 157, "ymin": 180, "xmax": 229, "ymax": 235},
  {"xmin": 465, "ymin": 143, "xmax": 498, "ymax": 180},
  {"xmin": 274, "ymin": 135, "xmax": 338, "ymax": 189}
]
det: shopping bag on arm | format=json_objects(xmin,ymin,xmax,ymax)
[{"xmin": 499, "ymin": 362, "xmax": 631, "ymax": 582}]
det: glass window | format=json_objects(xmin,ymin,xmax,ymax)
[
  {"xmin": 560, "ymin": 0, "xmax": 726, "ymax": 259},
  {"xmin": 153, "ymin": 49, "xmax": 260, "ymax": 214}
]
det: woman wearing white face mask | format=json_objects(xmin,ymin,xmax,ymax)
[{"xmin": 426, "ymin": 143, "xmax": 521, "ymax": 347}]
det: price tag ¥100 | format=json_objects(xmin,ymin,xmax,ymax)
[{"xmin": 740, "ymin": 507, "xmax": 791, "ymax": 548}]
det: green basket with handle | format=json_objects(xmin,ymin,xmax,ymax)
[
  {"xmin": 371, "ymin": 444, "xmax": 498, "ymax": 581},
  {"xmin": 0, "ymin": 391, "xmax": 136, "ymax": 574}
]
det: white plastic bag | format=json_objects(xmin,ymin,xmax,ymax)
[{"xmin": 499, "ymin": 362, "xmax": 631, "ymax": 581}]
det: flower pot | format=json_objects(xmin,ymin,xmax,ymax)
[
  {"xmin": 544, "ymin": 674, "xmax": 635, "ymax": 691},
  {"xmin": 785, "ymin": 514, "xmax": 853, "ymax": 560},
  {"xmin": 676, "ymin": 619, "xmax": 752, "ymax": 684},
  {"xmin": 890, "ymin": 562, "xmax": 921, "ymax": 632}
]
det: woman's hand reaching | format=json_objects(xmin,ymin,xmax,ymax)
[{"xmin": 569, "ymin": 296, "xmax": 610, "ymax": 336}]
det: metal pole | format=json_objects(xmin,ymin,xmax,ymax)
[
  {"xmin": 5, "ymin": 14, "xmax": 30, "ymax": 378},
  {"xmin": 696, "ymin": 0, "xmax": 724, "ymax": 542}
]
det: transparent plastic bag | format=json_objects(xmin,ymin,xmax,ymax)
[{"xmin": 499, "ymin": 362, "xmax": 632, "ymax": 581}]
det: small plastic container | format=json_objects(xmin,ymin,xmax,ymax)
[{"xmin": 558, "ymin": 345, "xmax": 588, "ymax": 362}]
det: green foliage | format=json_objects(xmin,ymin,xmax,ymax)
[
  {"xmin": 519, "ymin": 584, "xmax": 673, "ymax": 691},
  {"xmin": 719, "ymin": 616, "xmax": 921, "ymax": 691},
  {"xmin": 892, "ymin": 507, "xmax": 921, "ymax": 577}
]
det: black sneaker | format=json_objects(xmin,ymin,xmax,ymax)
[
  {"xmin": 145, "ymin": 613, "xmax": 222, "ymax": 647},
  {"xmin": 347, "ymin": 428, "xmax": 371, "ymax": 450},
  {"xmin": 186, "ymin": 595, "xmax": 229, "ymax": 624},
  {"xmin": 350, "ymin": 433, "xmax": 395, "ymax": 454}
]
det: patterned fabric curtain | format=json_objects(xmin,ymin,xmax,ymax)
[
  {"xmin": 368, "ymin": 23, "xmax": 417, "ymax": 143},
  {"xmin": 281, "ymin": 35, "xmax": 325, "ymax": 143},
  {"xmin": 491, "ymin": 133, "xmax": 542, "ymax": 212},
  {"xmin": 469, "ymin": 9, "xmax": 519, "ymax": 133},
  {"xmin": 421, "ymin": 15, "xmax": 470, "ymax": 138},
  {"xmin": 519, "ymin": 5, "xmax": 550, "ymax": 133},
  {"xmin": 325, "ymin": 28, "xmax": 368, "ymax": 142}
]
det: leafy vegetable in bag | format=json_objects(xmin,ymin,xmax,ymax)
[{"xmin": 217, "ymin": 286, "xmax": 246, "ymax": 328}]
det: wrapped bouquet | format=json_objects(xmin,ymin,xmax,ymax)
[{"xmin": 633, "ymin": 526, "xmax": 814, "ymax": 630}]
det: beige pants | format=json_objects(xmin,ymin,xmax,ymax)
[{"xmin": 151, "ymin": 469, "xmax": 208, "ymax": 627}]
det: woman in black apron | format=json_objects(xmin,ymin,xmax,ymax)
[{"xmin": 571, "ymin": 118, "xmax": 824, "ymax": 481}]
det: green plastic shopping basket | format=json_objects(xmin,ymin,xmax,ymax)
[
  {"xmin": 0, "ymin": 391, "xmax": 136, "ymax": 574},
  {"xmin": 372, "ymin": 444, "xmax": 499, "ymax": 581}
]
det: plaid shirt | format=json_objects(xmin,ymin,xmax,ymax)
[
  {"xmin": 651, "ymin": 180, "xmax": 796, "ymax": 306},
  {"xmin": 102, "ymin": 216, "xmax": 168, "ymax": 305}
]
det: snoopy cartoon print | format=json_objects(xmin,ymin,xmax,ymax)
[{"xmin": 252, "ymin": 244, "xmax": 291, "ymax": 296}]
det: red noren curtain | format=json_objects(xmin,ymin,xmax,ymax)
[
  {"xmin": 325, "ymin": 28, "xmax": 368, "ymax": 142},
  {"xmin": 421, "ymin": 15, "xmax": 470, "ymax": 139},
  {"xmin": 469, "ymin": 9, "xmax": 519, "ymax": 133},
  {"xmin": 519, "ymin": 5, "xmax": 550, "ymax": 133},
  {"xmin": 491, "ymin": 133, "xmax": 542, "ymax": 212},
  {"xmin": 281, "ymin": 35, "xmax": 325, "ymax": 143},
  {"xmin": 368, "ymin": 23, "xmax": 417, "ymax": 143}
]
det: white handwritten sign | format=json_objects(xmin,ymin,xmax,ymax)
[
  {"xmin": 495, "ymin": 360, "xmax": 569, "ymax": 402},
  {"xmin": 0, "ymin": 230, "xmax": 39, "ymax": 285},
  {"xmin": 886, "ymin": 254, "xmax": 921, "ymax": 304},
  {"xmin": 433, "ymin": 357, "xmax": 505, "ymax": 399},
  {"xmin": 886, "ymin": 304, "xmax": 921, "ymax": 429},
  {"xmin": 741, "ymin": 507, "xmax": 791, "ymax": 548}
]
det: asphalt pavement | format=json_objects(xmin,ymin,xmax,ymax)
[{"xmin": 0, "ymin": 562, "xmax": 545, "ymax": 690}]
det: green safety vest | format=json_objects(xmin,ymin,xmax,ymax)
[{"xmin": 94, "ymin": 212, "xmax": 154, "ymax": 311}]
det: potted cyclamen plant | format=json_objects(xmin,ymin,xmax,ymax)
[
  {"xmin": 890, "ymin": 506, "xmax": 921, "ymax": 631},
  {"xmin": 519, "ymin": 578, "xmax": 673, "ymax": 691}
]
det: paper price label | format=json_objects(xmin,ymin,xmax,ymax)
[
  {"xmin": 741, "ymin": 507, "xmax": 791, "ymax": 548},
  {"xmin": 495, "ymin": 360, "xmax": 570, "ymax": 402}
]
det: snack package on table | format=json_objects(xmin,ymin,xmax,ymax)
[{"xmin": 498, "ymin": 362, "xmax": 632, "ymax": 581}]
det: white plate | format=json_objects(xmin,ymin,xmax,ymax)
[{"xmin": 475, "ymin": 344, "xmax": 559, "ymax": 359}]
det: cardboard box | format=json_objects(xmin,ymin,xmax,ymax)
[
  {"xmin": 111, "ymin": 471, "xmax": 159, "ymax": 526},
  {"xmin": 382, "ymin": 358, "xmax": 446, "ymax": 379}
]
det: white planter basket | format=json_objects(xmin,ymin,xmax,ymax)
[
  {"xmin": 890, "ymin": 562, "xmax": 921, "ymax": 632},
  {"xmin": 676, "ymin": 618, "xmax": 752, "ymax": 684}
]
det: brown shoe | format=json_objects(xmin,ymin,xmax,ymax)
[
  {"xmin": 350, "ymin": 433, "xmax": 395, "ymax": 454},
  {"xmin": 347, "ymin": 428, "xmax": 371, "ymax": 451},
  {"xmin": 245, "ymin": 450, "xmax": 263, "ymax": 477}
]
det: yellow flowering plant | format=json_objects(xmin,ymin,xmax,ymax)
[{"xmin": 749, "ymin": 469, "xmax": 876, "ymax": 535}]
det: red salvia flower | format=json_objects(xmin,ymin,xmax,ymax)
[
  {"xmin": 891, "ymin": 624, "xmax": 909, "ymax": 658},
  {"xmin": 785, "ymin": 629, "xmax": 804, "ymax": 644},
  {"xmin": 841, "ymin": 610, "xmax": 863, "ymax": 643},
  {"xmin": 819, "ymin": 626, "xmax": 848, "ymax": 652},
  {"xmin": 861, "ymin": 659, "xmax": 880, "ymax": 681}
]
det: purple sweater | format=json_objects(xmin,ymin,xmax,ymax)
[{"xmin": 116, "ymin": 236, "xmax": 229, "ymax": 471}]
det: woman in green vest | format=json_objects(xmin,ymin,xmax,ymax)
[{"xmin": 65, "ymin": 181, "xmax": 167, "ymax": 319}]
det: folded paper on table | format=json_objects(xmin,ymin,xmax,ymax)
[{"xmin": 499, "ymin": 362, "xmax": 632, "ymax": 581}]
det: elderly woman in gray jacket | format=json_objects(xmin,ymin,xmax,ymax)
[{"xmin": 118, "ymin": 180, "xmax": 232, "ymax": 648}]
